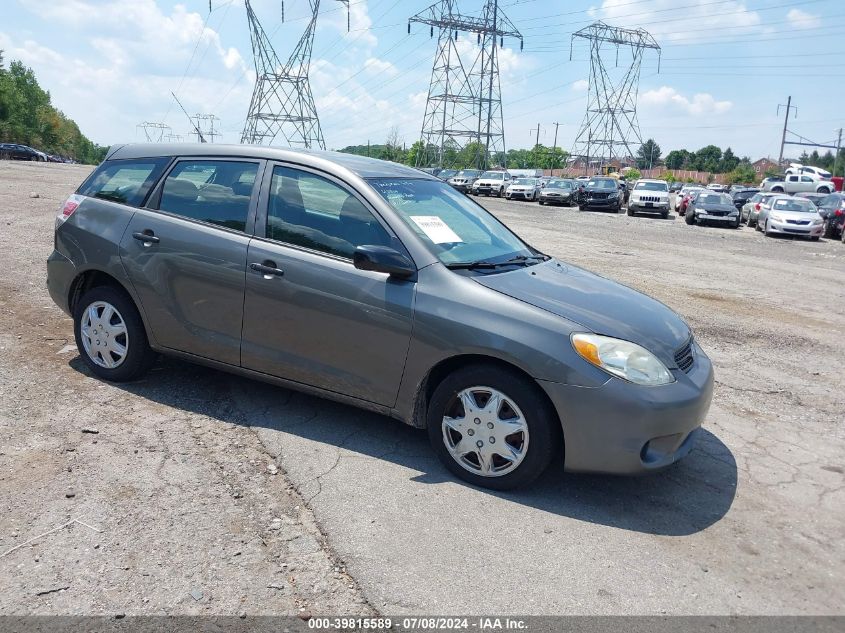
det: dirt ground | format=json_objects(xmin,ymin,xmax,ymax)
[
  {"xmin": 0, "ymin": 161, "xmax": 373, "ymax": 615},
  {"xmin": 0, "ymin": 161, "xmax": 843, "ymax": 616}
]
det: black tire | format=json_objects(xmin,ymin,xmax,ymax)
[
  {"xmin": 764, "ymin": 220, "xmax": 772, "ymax": 237},
  {"xmin": 823, "ymin": 221, "xmax": 835, "ymax": 239},
  {"xmin": 627, "ymin": 207, "xmax": 634, "ymax": 216},
  {"xmin": 73, "ymin": 286, "xmax": 156, "ymax": 382},
  {"xmin": 578, "ymin": 205, "xmax": 585, "ymax": 211},
  {"xmin": 426, "ymin": 365, "xmax": 559, "ymax": 490},
  {"xmin": 732, "ymin": 217, "xmax": 740, "ymax": 228},
  {"xmin": 810, "ymin": 236, "xmax": 820, "ymax": 241},
  {"xmin": 661, "ymin": 211, "xmax": 669, "ymax": 219},
  {"xmin": 538, "ymin": 200, "xmax": 545, "ymax": 205},
  {"xmin": 685, "ymin": 210, "xmax": 695, "ymax": 225}
]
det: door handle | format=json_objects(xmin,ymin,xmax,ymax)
[
  {"xmin": 132, "ymin": 231, "xmax": 160, "ymax": 246},
  {"xmin": 250, "ymin": 261, "xmax": 285, "ymax": 279}
]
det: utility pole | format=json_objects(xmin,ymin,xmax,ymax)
[
  {"xmin": 834, "ymin": 127, "xmax": 843, "ymax": 178},
  {"xmin": 777, "ymin": 96, "xmax": 797, "ymax": 166},
  {"xmin": 551, "ymin": 122, "xmax": 560, "ymax": 176}
]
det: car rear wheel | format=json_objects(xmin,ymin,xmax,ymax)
[
  {"xmin": 427, "ymin": 365, "xmax": 558, "ymax": 490},
  {"xmin": 73, "ymin": 286, "xmax": 156, "ymax": 382},
  {"xmin": 627, "ymin": 207, "xmax": 634, "ymax": 216},
  {"xmin": 685, "ymin": 210, "xmax": 695, "ymax": 225}
]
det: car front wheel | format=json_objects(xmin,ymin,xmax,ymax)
[
  {"xmin": 73, "ymin": 286, "xmax": 157, "ymax": 382},
  {"xmin": 685, "ymin": 210, "xmax": 695, "ymax": 225},
  {"xmin": 427, "ymin": 365, "xmax": 558, "ymax": 490}
]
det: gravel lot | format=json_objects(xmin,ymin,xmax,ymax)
[{"xmin": 1, "ymin": 162, "xmax": 843, "ymax": 615}]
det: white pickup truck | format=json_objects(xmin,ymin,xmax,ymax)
[{"xmin": 760, "ymin": 165, "xmax": 835, "ymax": 195}]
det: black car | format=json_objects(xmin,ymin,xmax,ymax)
[
  {"xmin": 816, "ymin": 193, "xmax": 845, "ymax": 239},
  {"xmin": 577, "ymin": 177, "xmax": 623, "ymax": 212},
  {"xmin": 0, "ymin": 143, "xmax": 45, "ymax": 161},
  {"xmin": 685, "ymin": 192, "xmax": 740, "ymax": 228},
  {"xmin": 731, "ymin": 188, "xmax": 759, "ymax": 211}
]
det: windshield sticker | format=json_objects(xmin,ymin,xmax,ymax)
[{"xmin": 410, "ymin": 216, "xmax": 463, "ymax": 244}]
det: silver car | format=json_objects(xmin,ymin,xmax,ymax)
[
  {"xmin": 505, "ymin": 178, "xmax": 542, "ymax": 201},
  {"xmin": 743, "ymin": 192, "xmax": 781, "ymax": 227},
  {"xmin": 47, "ymin": 143, "xmax": 713, "ymax": 490},
  {"xmin": 756, "ymin": 196, "xmax": 824, "ymax": 240},
  {"xmin": 538, "ymin": 179, "xmax": 576, "ymax": 206}
]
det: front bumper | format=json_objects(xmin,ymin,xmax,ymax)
[
  {"xmin": 507, "ymin": 190, "xmax": 534, "ymax": 199},
  {"xmin": 473, "ymin": 185, "xmax": 500, "ymax": 195},
  {"xmin": 47, "ymin": 249, "xmax": 76, "ymax": 316},
  {"xmin": 540, "ymin": 194, "xmax": 571, "ymax": 205},
  {"xmin": 767, "ymin": 219, "xmax": 823, "ymax": 236},
  {"xmin": 582, "ymin": 197, "xmax": 619, "ymax": 208},
  {"xmin": 538, "ymin": 341, "xmax": 714, "ymax": 475},
  {"xmin": 630, "ymin": 201, "xmax": 670, "ymax": 212},
  {"xmin": 696, "ymin": 212, "xmax": 738, "ymax": 223},
  {"xmin": 450, "ymin": 183, "xmax": 471, "ymax": 193}
]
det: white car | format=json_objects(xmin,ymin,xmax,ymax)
[
  {"xmin": 627, "ymin": 179, "xmax": 671, "ymax": 218},
  {"xmin": 471, "ymin": 170, "xmax": 512, "ymax": 197},
  {"xmin": 505, "ymin": 178, "xmax": 542, "ymax": 201}
]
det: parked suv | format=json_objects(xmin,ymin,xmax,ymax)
[
  {"xmin": 48, "ymin": 144, "xmax": 713, "ymax": 490},
  {"xmin": 471, "ymin": 170, "xmax": 512, "ymax": 197},
  {"xmin": 627, "ymin": 179, "xmax": 670, "ymax": 218},
  {"xmin": 447, "ymin": 169, "xmax": 482, "ymax": 194}
]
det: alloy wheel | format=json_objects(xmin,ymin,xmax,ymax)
[{"xmin": 441, "ymin": 386, "xmax": 529, "ymax": 477}]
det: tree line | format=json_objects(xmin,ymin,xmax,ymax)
[{"xmin": 0, "ymin": 52, "xmax": 107, "ymax": 164}]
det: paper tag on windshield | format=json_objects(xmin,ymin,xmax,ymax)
[{"xmin": 409, "ymin": 216, "xmax": 462, "ymax": 244}]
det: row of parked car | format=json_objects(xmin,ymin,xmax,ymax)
[
  {"xmin": 675, "ymin": 183, "xmax": 845, "ymax": 241},
  {"xmin": 0, "ymin": 142, "xmax": 78, "ymax": 163}
]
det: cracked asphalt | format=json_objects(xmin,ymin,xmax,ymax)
[{"xmin": 1, "ymin": 162, "xmax": 843, "ymax": 615}]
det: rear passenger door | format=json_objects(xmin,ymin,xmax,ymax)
[
  {"xmin": 119, "ymin": 157, "xmax": 263, "ymax": 366},
  {"xmin": 240, "ymin": 163, "xmax": 415, "ymax": 407}
]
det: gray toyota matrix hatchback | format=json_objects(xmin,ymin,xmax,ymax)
[{"xmin": 47, "ymin": 144, "xmax": 714, "ymax": 490}]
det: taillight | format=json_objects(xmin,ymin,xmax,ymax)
[
  {"xmin": 56, "ymin": 194, "xmax": 84, "ymax": 226},
  {"xmin": 835, "ymin": 210, "xmax": 843, "ymax": 217},
  {"xmin": 755, "ymin": 203, "xmax": 761, "ymax": 210}
]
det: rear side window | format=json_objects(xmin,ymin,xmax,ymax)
[
  {"xmin": 78, "ymin": 158, "xmax": 169, "ymax": 207},
  {"xmin": 157, "ymin": 159, "xmax": 259, "ymax": 232}
]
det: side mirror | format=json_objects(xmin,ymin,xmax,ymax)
[{"xmin": 353, "ymin": 245, "xmax": 415, "ymax": 279}]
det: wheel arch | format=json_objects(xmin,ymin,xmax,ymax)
[
  {"xmin": 68, "ymin": 269, "xmax": 136, "ymax": 315},
  {"xmin": 409, "ymin": 353, "xmax": 564, "ymax": 442}
]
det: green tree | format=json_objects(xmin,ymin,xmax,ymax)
[
  {"xmin": 664, "ymin": 149, "xmax": 690, "ymax": 170},
  {"xmin": 719, "ymin": 147, "xmax": 739, "ymax": 173},
  {"xmin": 624, "ymin": 168, "xmax": 641, "ymax": 180},
  {"xmin": 636, "ymin": 139, "xmax": 661, "ymax": 169},
  {"xmin": 404, "ymin": 140, "xmax": 425, "ymax": 167}
]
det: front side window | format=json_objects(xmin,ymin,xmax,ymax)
[
  {"xmin": 78, "ymin": 158, "xmax": 169, "ymax": 207},
  {"xmin": 158, "ymin": 160, "xmax": 258, "ymax": 232},
  {"xmin": 266, "ymin": 166, "xmax": 391, "ymax": 258},
  {"xmin": 368, "ymin": 178, "xmax": 533, "ymax": 266}
]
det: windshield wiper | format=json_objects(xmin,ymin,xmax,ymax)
[{"xmin": 446, "ymin": 254, "xmax": 549, "ymax": 270}]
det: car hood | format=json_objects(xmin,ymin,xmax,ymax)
[
  {"xmin": 770, "ymin": 211, "xmax": 821, "ymax": 221},
  {"xmin": 696, "ymin": 202, "xmax": 735, "ymax": 212},
  {"xmin": 473, "ymin": 260, "xmax": 691, "ymax": 365}
]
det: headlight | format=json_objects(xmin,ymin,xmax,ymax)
[
  {"xmin": 812, "ymin": 218, "xmax": 823, "ymax": 225},
  {"xmin": 770, "ymin": 214, "xmax": 784, "ymax": 222},
  {"xmin": 571, "ymin": 333, "xmax": 675, "ymax": 386}
]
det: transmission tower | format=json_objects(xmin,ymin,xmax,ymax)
[
  {"xmin": 241, "ymin": 0, "xmax": 349, "ymax": 148},
  {"xmin": 136, "ymin": 122, "xmax": 171, "ymax": 142},
  {"xmin": 410, "ymin": 0, "xmax": 522, "ymax": 170},
  {"xmin": 568, "ymin": 21, "xmax": 660, "ymax": 174},
  {"xmin": 192, "ymin": 114, "xmax": 221, "ymax": 143}
]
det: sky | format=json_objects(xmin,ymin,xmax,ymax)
[{"xmin": 1, "ymin": 0, "xmax": 843, "ymax": 161}]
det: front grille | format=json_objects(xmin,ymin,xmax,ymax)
[
  {"xmin": 590, "ymin": 192, "xmax": 609, "ymax": 199},
  {"xmin": 674, "ymin": 338, "xmax": 695, "ymax": 373},
  {"xmin": 705, "ymin": 210, "xmax": 728, "ymax": 216},
  {"xmin": 786, "ymin": 219, "xmax": 810, "ymax": 225},
  {"xmin": 640, "ymin": 195, "xmax": 661, "ymax": 203}
]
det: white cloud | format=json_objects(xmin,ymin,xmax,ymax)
[
  {"xmin": 363, "ymin": 57, "xmax": 399, "ymax": 77},
  {"xmin": 593, "ymin": 0, "xmax": 761, "ymax": 43},
  {"xmin": 572, "ymin": 79, "xmax": 589, "ymax": 92},
  {"xmin": 641, "ymin": 86, "xmax": 732, "ymax": 116},
  {"xmin": 786, "ymin": 9, "xmax": 822, "ymax": 30}
]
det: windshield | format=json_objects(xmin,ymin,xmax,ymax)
[
  {"xmin": 513, "ymin": 179, "xmax": 536, "ymax": 186},
  {"xmin": 368, "ymin": 178, "xmax": 534, "ymax": 266},
  {"xmin": 456, "ymin": 170, "xmax": 481, "ymax": 178},
  {"xmin": 480, "ymin": 171, "xmax": 505, "ymax": 180},
  {"xmin": 634, "ymin": 181, "xmax": 669, "ymax": 192},
  {"xmin": 438, "ymin": 169, "xmax": 457, "ymax": 179},
  {"xmin": 699, "ymin": 194, "xmax": 732, "ymax": 205},
  {"xmin": 547, "ymin": 180, "xmax": 572, "ymax": 189},
  {"xmin": 586, "ymin": 178, "xmax": 616, "ymax": 189},
  {"xmin": 772, "ymin": 198, "xmax": 816, "ymax": 213}
]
